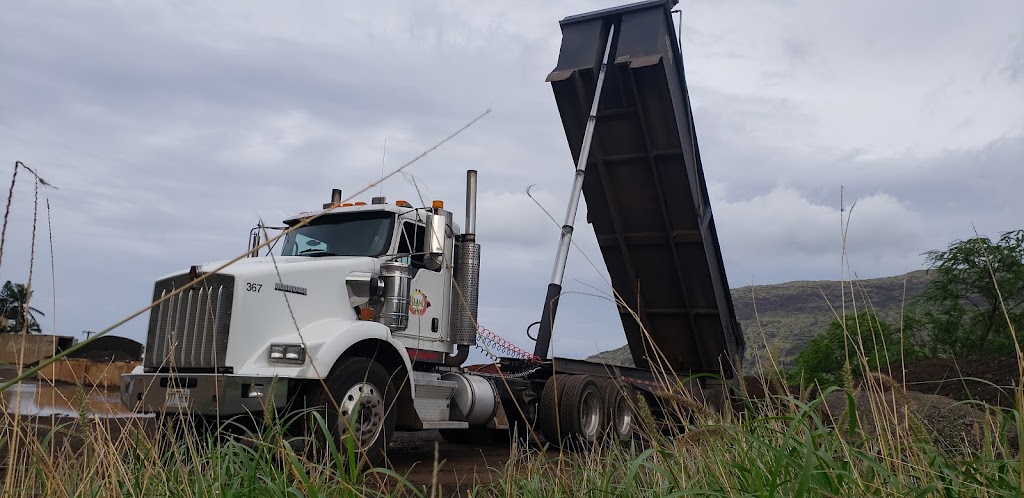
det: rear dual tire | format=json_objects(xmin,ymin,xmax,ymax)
[
  {"xmin": 540, "ymin": 375, "xmax": 604, "ymax": 448},
  {"xmin": 600, "ymin": 379, "xmax": 634, "ymax": 442},
  {"xmin": 539, "ymin": 375, "xmax": 635, "ymax": 448}
]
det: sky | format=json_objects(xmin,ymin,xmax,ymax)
[{"xmin": 1, "ymin": 0, "xmax": 1022, "ymax": 361}]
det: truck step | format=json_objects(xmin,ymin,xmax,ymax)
[{"xmin": 410, "ymin": 371, "xmax": 458, "ymax": 424}]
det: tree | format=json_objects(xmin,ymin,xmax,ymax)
[
  {"xmin": 0, "ymin": 281, "xmax": 44, "ymax": 333},
  {"xmin": 918, "ymin": 230, "xmax": 1024, "ymax": 357},
  {"xmin": 791, "ymin": 311, "xmax": 913, "ymax": 387}
]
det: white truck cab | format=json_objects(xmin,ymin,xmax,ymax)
[{"xmin": 122, "ymin": 171, "xmax": 498, "ymax": 464}]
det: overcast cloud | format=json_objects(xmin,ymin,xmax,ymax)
[{"xmin": 1, "ymin": 0, "xmax": 1021, "ymax": 361}]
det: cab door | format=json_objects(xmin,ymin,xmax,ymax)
[{"xmin": 392, "ymin": 221, "xmax": 452, "ymax": 352}]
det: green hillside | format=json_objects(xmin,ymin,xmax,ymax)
[{"xmin": 587, "ymin": 270, "xmax": 933, "ymax": 369}]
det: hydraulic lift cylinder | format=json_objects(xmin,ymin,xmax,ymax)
[{"xmin": 534, "ymin": 24, "xmax": 616, "ymax": 360}]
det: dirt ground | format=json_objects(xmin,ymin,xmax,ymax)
[{"xmin": 387, "ymin": 431, "xmax": 516, "ymax": 494}]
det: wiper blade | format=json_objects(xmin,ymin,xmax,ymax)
[{"xmin": 298, "ymin": 249, "xmax": 338, "ymax": 257}]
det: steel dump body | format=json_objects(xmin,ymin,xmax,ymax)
[{"xmin": 547, "ymin": 0, "xmax": 744, "ymax": 377}]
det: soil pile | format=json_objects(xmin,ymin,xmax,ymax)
[
  {"xmin": 896, "ymin": 356, "xmax": 1020, "ymax": 408},
  {"xmin": 66, "ymin": 336, "xmax": 142, "ymax": 363},
  {"xmin": 821, "ymin": 389, "xmax": 1010, "ymax": 454}
]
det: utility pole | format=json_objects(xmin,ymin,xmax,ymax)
[{"xmin": 82, "ymin": 330, "xmax": 95, "ymax": 340}]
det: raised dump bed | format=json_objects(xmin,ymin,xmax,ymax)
[{"xmin": 547, "ymin": 0, "xmax": 745, "ymax": 376}]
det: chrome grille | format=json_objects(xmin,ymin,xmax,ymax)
[{"xmin": 144, "ymin": 274, "xmax": 234, "ymax": 371}]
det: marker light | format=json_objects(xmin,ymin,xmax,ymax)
[
  {"xmin": 396, "ymin": 200, "xmax": 411, "ymax": 207},
  {"xmin": 354, "ymin": 201, "xmax": 367, "ymax": 206},
  {"xmin": 432, "ymin": 200, "xmax": 444, "ymax": 209},
  {"xmin": 342, "ymin": 203, "xmax": 354, "ymax": 207}
]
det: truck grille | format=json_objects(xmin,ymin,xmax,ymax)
[{"xmin": 144, "ymin": 273, "xmax": 235, "ymax": 371}]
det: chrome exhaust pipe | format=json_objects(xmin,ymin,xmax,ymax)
[
  {"xmin": 451, "ymin": 170, "xmax": 480, "ymax": 347},
  {"xmin": 464, "ymin": 170, "xmax": 478, "ymax": 242}
]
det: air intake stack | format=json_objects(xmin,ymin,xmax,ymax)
[
  {"xmin": 451, "ymin": 170, "xmax": 480, "ymax": 346},
  {"xmin": 323, "ymin": 189, "xmax": 343, "ymax": 209}
]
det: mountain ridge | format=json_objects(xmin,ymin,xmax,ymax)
[{"xmin": 586, "ymin": 269, "xmax": 932, "ymax": 368}]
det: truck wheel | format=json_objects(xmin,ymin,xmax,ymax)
[
  {"xmin": 308, "ymin": 357, "xmax": 397, "ymax": 467},
  {"xmin": 538, "ymin": 375, "xmax": 566, "ymax": 445},
  {"xmin": 558, "ymin": 375, "xmax": 603, "ymax": 447},
  {"xmin": 600, "ymin": 379, "xmax": 634, "ymax": 442},
  {"xmin": 540, "ymin": 375, "xmax": 603, "ymax": 448}
]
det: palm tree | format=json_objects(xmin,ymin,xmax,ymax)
[{"xmin": 0, "ymin": 281, "xmax": 44, "ymax": 333}]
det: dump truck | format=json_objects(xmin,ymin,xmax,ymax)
[{"xmin": 121, "ymin": 0, "xmax": 744, "ymax": 465}]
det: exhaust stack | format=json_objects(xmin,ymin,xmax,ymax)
[
  {"xmin": 465, "ymin": 171, "xmax": 478, "ymax": 241},
  {"xmin": 451, "ymin": 170, "xmax": 480, "ymax": 346},
  {"xmin": 323, "ymin": 189, "xmax": 343, "ymax": 209}
]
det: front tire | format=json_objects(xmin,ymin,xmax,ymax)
[{"xmin": 307, "ymin": 357, "xmax": 397, "ymax": 467}]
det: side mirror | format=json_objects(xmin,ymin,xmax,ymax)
[{"xmin": 423, "ymin": 210, "xmax": 449, "ymax": 271}]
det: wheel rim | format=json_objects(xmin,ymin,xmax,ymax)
[
  {"xmin": 337, "ymin": 382, "xmax": 385, "ymax": 448},
  {"xmin": 579, "ymin": 388, "xmax": 601, "ymax": 439},
  {"xmin": 613, "ymin": 395, "xmax": 632, "ymax": 438}
]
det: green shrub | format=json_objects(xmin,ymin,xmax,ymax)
[{"xmin": 791, "ymin": 311, "xmax": 916, "ymax": 387}]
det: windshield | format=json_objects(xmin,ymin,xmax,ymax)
[{"xmin": 281, "ymin": 212, "xmax": 395, "ymax": 257}]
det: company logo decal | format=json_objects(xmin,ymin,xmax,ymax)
[
  {"xmin": 275, "ymin": 282, "xmax": 308, "ymax": 295},
  {"xmin": 409, "ymin": 289, "xmax": 431, "ymax": 316}
]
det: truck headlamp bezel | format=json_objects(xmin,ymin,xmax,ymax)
[{"xmin": 268, "ymin": 343, "xmax": 306, "ymax": 364}]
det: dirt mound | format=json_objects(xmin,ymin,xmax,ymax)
[
  {"xmin": 895, "ymin": 356, "xmax": 1020, "ymax": 408},
  {"xmin": 66, "ymin": 336, "xmax": 142, "ymax": 363},
  {"xmin": 821, "ymin": 389, "xmax": 1014, "ymax": 455}
]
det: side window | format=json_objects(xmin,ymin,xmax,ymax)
[{"xmin": 397, "ymin": 222, "xmax": 435, "ymax": 271}]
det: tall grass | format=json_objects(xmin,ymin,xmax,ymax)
[
  {"xmin": 2, "ymin": 356, "xmax": 1021, "ymax": 497},
  {"xmin": 3, "ymin": 304, "xmax": 1023, "ymax": 497},
  {"xmin": 481, "ymin": 381, "xmax": 1021, "ymax": 497},
  {"xmin": 0, "ymin": 398, "xmax": 424, "ymax": 497},
  {"xmin": 474, "ymin": 258, "xmax": 1024, "ymax": 496}
]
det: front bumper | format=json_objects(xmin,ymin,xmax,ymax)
[{"xmin": 121, "ymin": 373, "xmax": 290, "ymax": 416}]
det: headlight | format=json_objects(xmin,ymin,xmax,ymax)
[{"xmin": 268, "ymin": 343, "xmax": 306, "ymax": 364}]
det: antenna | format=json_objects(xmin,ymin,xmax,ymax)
[{"xmin": 378, "ymin": 138, "xmax": 387, "ymax": 197}]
